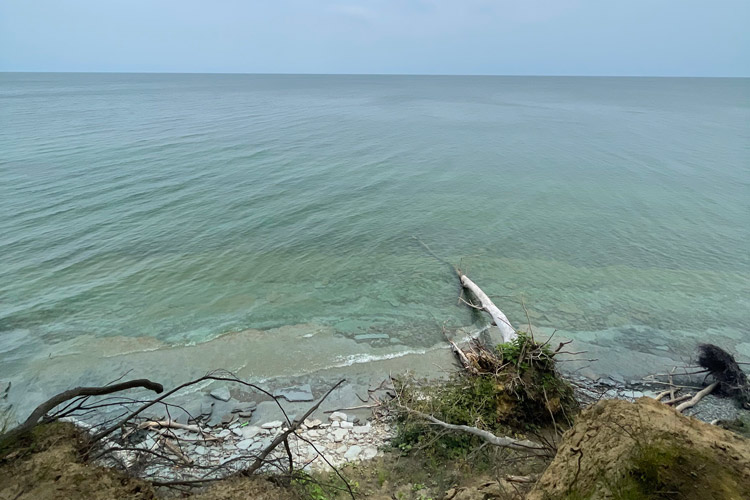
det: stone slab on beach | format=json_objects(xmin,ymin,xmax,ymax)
[
  {"xmin": 210, "ymin": 386, "xmax": 231, "ymax": 402},
  {"xmin": 273, "ymin": 384, "xmax": 314, "ymax": 402}
]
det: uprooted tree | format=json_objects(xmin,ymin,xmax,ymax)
[{"xmin": 391, "ymin": 239, "xmax": 581, "ymax": 459}]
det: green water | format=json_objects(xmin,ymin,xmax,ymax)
[{"xmin": 1, "ymin": 74, "xmax": 748, "ymax": 412}]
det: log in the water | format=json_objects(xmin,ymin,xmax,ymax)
[{"xmin": 460, "ymin": 274, "xmax": 518, "ymax": 343}]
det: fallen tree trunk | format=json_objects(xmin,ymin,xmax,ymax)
[
  {"xmin": 413, "ymin": 237, "xmax": 517, "ymax": 343},
  {"xmin": 676, "ymin": 382, "xmax": 719, "ymax": 413},
  {"xmin": 459, "ymin": 274, "xmax": 517, "ymax": 343}
]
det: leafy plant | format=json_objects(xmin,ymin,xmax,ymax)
[{"xmin": 392, "ymin": 333, "xmax": 577, "ymax": 460}]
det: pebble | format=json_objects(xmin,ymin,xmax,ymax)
[
  {"xmin": 236, "ymin": 439, "xmax": 253, "ymax": 450},
  {"xmin": 329, "ymin": 411, "xmax": 347, "ymax": 422},
  {"xmin": 240, "ymin": 426, "xmax": 261, "ymax": 439},
  {"xmin": 344, "ymin": 445, "xmax": 362, "ymax": 460},
  {"xmin": 94, "ymin": 399, "xmax": 395, "ymax": 484},
  {"xmin": 304, "ymin": 418, "xmax": 322, "ymax": 428}
]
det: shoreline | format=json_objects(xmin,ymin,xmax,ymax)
[{"xmin": 77, "ymin": 354, "xmax": 748, "ymax": 485}]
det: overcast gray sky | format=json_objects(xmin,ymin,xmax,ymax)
[{"xmin": 1, "ymin": 0, "xmax": 748, "ymax": 76}]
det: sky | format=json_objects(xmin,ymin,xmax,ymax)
[{"xmin": 1, "ymin": 0, "xmax": 748, "ymax": 76}]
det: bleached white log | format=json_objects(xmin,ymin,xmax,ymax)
[
  {"xmin": 460, "ymin": 274, "xmax": 518, "ymax": 343},
  {"xmin": 676, "ymin": 382, "xmax": 718, "ymax": 413}
]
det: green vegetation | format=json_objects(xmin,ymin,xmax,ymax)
[{"xmin": 392, "ymin": 333, "xmax": 577, "ymax": 461}]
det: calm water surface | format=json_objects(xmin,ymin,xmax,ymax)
[{"xmin": 1, "ymin": 74, "xmax": 748, "ymax": 411}]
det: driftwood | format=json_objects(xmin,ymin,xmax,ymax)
[
  {"xmin": 1, "ymin": 379, "xmax": 163, "ymax": 442},
  {"xmin": 447, "ymin": 338, "xmax": 479, "ymax": 375},
  {"xmin": 662, "ymin": 394, "xmax": 692, "ymax": 406},
  {"xmin": 459, "ymin": 274, "xmax": 518, "ymax": 343},
  {"xmin": 414, "ymin": 236, "xmax": 517, "ymax": 343},
  {"xmin": 161, "ymin": 436, "xmax": 193, "ymax": 465},
  {"xmin": 676, "ymin": 382, "xmax": 719, "ymax": 413},
  {"xmin": 653, "ymin": 388, "xmax": 680, "ymax": 402},
  {"xmin": 138, "ymin": 420, "xmax": 203, "ymax": 433}
]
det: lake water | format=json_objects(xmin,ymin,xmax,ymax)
[{"xmin": 1, "ymin": 73, "xmax": 748, "ymax": 414}]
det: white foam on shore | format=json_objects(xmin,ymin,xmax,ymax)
[{"xmin": 329, "ymin": 325, "xmax": 492, "ymax": 369}]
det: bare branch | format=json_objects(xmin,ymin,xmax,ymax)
[{"xmin": 395, "ymin": 403, "xmax": 549, "ymax": 454}]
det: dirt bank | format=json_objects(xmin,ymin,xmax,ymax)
[
  {"xmin": 528, "ymin": 397, "xmax": 750, "ymax": 500},
  {"xmin": 0, "ymin": 422, "xmax": 291, "ymax": 500}
]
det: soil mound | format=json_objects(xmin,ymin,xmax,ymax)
[
  {"xmin": 528, "ymin": 397, "xmax": 750, "ymax": 500},
  {"xmin": 0, "ymin": 422, "xmax": 155, "ymax": 500},
  {"xmin": 0, "ymin": 422, "xmax": 291, "ymax": 500}
]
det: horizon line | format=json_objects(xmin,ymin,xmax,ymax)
[{"xmin": 1, "ymin": 70, "xmax": 747, "ymax": 79}]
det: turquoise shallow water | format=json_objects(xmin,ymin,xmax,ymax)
[{"xmin": 1, "ymin": 74, "xmax": 749, "ymax": 403}]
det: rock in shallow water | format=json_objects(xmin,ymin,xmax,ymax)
[
  {"xmin": 353, "ymin": 333, "xmax": 389, "ymax": 341},
  {"xmin": 273, "ymin": 384, "xmax": 314, "ymax": 402},
  {"xmin": 210, "ymin": 387, "xmax": 231, "ymax": 402},
  {"xmin": 231, "ymin": 402, "xmax": 257, "ymax": 413}
]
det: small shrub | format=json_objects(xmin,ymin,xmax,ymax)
[{"xmin": 392, "ymin": 333, "xmax": 577, "ymax": 460}]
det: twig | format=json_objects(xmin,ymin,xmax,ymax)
[
  {"xmin": 653, "ymin": 388, "xmax": 680, "ymax": 402},
  {"xmin": 161, "ymin": 436, "xmax": 193, "ymax": 465},
  {"xmin": 663, "ymin": 394, "xmax": 692, "ymax": 406},
  {"xmin": 506, "ymin": 475, "xmax": 537, "ymax": 484},
  {"xmin": 244, "ymin": 379, "xmax": 346, "ymax": 475}
]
